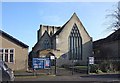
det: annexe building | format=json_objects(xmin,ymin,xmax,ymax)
[
  {"xmin": 93, "ymin": 28, "xmax": 120, "ymax": 71},
  {"xmin": 29, "ymin": 13, "xmax": 92, "ymax": 67},
  {"xmin": 93, "ymin": 28, "xmax": 120, "ymax": 60},
  {"xmin": 0, "ymin": 30, "xmax": 29, "ymax": 71}
]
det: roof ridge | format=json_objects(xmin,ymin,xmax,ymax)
[{"xmin": 0, "ymin": 30, "xmax": 29, "ymax": 48}]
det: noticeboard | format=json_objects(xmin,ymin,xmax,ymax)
[
  {"xmin": 32, "ymin": 58, "xmax": 50, "ymax": 69},
  {"xmin": 89, "ymin": 57, "xmax": 94, "ymax": 64},
  {"xmin": 50, "ymin": 56, "xmax": 55, "ymax": 60}
]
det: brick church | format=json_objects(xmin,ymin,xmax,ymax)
[{"xmin": 29, "ymin": 13, "xmax": 92, "ymax": 67}]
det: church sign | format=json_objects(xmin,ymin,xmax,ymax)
[{"xmin": 32, "ymin": 58, "xmax": 50, "ymax": 69}]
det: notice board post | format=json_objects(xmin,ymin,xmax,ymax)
[
  {"xmin": 32, "ymin": 58, "xmax": 51, "ymax": 75},
  {"xmin": 87, "ymin": 57, "xmax": 94, "ymax": 74},
  {"xmin": 50, "ymin": 56, "xmax": 56, "ymax": 75}
]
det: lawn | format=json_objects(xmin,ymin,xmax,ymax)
[{"xmin": 74, "ymin": 66, "xmax": 87, "ymax": 69}]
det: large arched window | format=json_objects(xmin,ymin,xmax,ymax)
[{"xmin": 69, "ymin": 24, "xmax": 82, "ymax": 60}]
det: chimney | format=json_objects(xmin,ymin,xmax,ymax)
[{"xmin": 37, "ymin": 25, "xmax": 42, "ymax": 41}]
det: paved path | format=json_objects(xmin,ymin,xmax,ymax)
[
  {"xmin": 15, "ymin": 67, "xmax": 83, "ymax": 76},
  {"xmin": 14, "ymin": 67, "xmax": 120, "ymax": 82}
]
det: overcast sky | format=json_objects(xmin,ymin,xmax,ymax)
[{"xmin": 2, "ymin": 2, "xmax": 117, "ymax": 51}]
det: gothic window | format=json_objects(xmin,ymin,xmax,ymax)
[
  {"xmin": 43, "ymin": 39, "xmax": 50, "ymax": 49},
  {"xmin": 69, "ymin": 24, "xmax": 82, "ymax": 60}
]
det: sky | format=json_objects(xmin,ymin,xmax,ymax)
[{"xmin": 1, "ymin": 2, "xmax": 118, "ymax": 51}]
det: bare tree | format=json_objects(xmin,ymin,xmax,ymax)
[{"xmin": 106, "ymin": 2, "xmax": 120, "ymax": 31}]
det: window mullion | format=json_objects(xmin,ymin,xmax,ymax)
[
  {"xmin": 73, "ymin": 35, "xmax": 75, "ymax": 60},
  {"xmin": 8, "ymin": 49, "xmax": 10, "ymax": 62},
  {"xmin": 3, "ymin": 49, "xmax": 5, "ymax": 61},
  {"xmin": 69, "ymin": 36, "xmax": 71, "ymax": 59},
  {"xmin": 77, "ymin": 36, "xmax": 79, "ymax": 59},
  {"xmin": 78, "ymin": 37, "xmax": 81, "ymax": 60},
  {"xmin": 76, "ymin": 36, "xmax": 78, "ymax": 59}
]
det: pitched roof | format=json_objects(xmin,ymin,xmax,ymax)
[
  {"xmin": 0, "ymin": 30, "xmax": 29, "ymax": 48},
  {"xmin": 53, "ymin": 13, "xmax": 76, "ymax": 37},
  {"xmin": 32, "ymin": 30, "xmax": 51, "ymax": 51},
  {"xmin": 106, "ymin": 28, "xmax": 120, "ymax": 41},
  {"xmin": 53, "ymin": 13, "xmax": 91, "ymax": 38},
  {"xmin": 53, "ymin": 18, "xmax": 70, "ymax": 37},
  {"xmin": 41, "ymin": 30, "xmax": 51, "ymax": 39},
  {"xmin": 93, "ymin": 28, "xmax": 120, "ymax": 48}
]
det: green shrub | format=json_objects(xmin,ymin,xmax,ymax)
[
  {"xmin": 99, "ymin": 61, "xmax": 109, "ymax": 72},
  {"xmin": 96, "ymin": 69, "xmax": 103, "ymax": 74},
  {"xmin": 99, "ymin": 61, "xmax": 114, "ymax": 73},
  {"xmin": 90, "ymin": 64, "xmax": 99, "ymax": 73},
  {"xmin": 74, "ymin": 62, "xmax": 81, "ymax": 66}
]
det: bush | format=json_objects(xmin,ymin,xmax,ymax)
[
  {"xmin": 99, "ymin": 61, "xmax": 114, "ymax": 73},
  {"xmin": 111, "ymin": 61, "xmax": 120, "ymax": 72},
  {"xmin": 90, "ymin": 64, "xmax": 99, "ymax": 73},
  {"xmin": 96, "ymin": 69, "xmax": 103, "ymax": 74},
  {"xmin": 74, "ymin": 62, "xmax": 81, "ymax": 66},
  {"xmin": 99, "ymin": 61, "xmax": 109, "ymax": 72}
]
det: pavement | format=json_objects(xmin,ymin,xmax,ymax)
[
  {"xmin": 14, "ymin": 68, "xmax": 82, "ymax": 76},
  {"xmin": 14, "ymin": 68, "xmax": 120, "ymax": 82},
  {"xmin": 14, "ymin": 73, "xmax": 120, "ymax": 82}
]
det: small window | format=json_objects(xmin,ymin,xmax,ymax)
[
  {"xmin": 10, "ymin": 49, "xmax": 14, "ymax": 53},
  {"xmin": 0, "ymin": 49, "xmax": 3, "ymax": 61},
  {"xmin": 0, "ymin": 49, "xmax": 3, "ymax": 53},
  {"xmin": 5, "ymin": 54, "xmax": 8, "ymax": 62},
  {"xmin": 1, "ymin": 48, "xmax": 14, "ymax": 63},
  {"xmin": 2, "ymin": 54, "xmax": 3, "ymax": 61},
  {"xmin": 10, "ymin": 49, "xmax": 14, "ymax": 62},
  {"xmin": 10, "ymin": 54, "xmax": 14, "ymax": 62},
  {"xmin": 5, "ymin": 49, "xmax": 8, "ymax": 53}
]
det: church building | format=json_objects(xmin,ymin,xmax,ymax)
[{"xmin": 29, "ymin": 13, "xmax": 92, "ymax": 67}]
